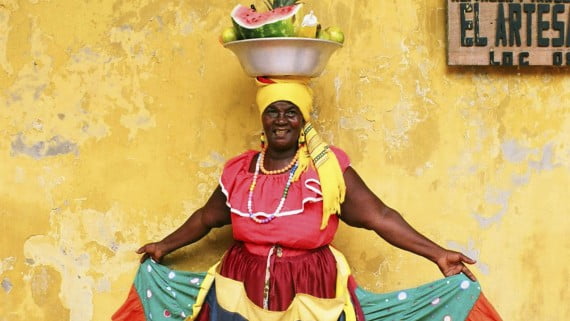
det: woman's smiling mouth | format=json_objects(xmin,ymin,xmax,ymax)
[{"xmin": 273, "ymin": 129, "xmax": 289, "ymax": 138}]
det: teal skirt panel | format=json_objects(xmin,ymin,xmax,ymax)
[
  {"xmin": 356, "ymin": 274, "xmax": 480, "ymax": 321},
  {"xmin": 134, "ymin": 259, "xmax": 206, "ymax": 320}
]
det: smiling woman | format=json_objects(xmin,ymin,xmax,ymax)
[{"xmin": 113, "ymin": 76, "xmax": 502, "ymax": 321}]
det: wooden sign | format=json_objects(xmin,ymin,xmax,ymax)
[{"xmin": 448, "ymin": 1, "xmax": 570, "ymax": 66}]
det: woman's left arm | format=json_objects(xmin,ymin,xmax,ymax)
[{"xmin": 340, "ymin": 167, "xmax": 477, "ymax": 281}]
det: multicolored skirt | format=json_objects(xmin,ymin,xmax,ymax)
[{"xmin": 112, "ymin": 244, "xmax": 501, "ymax": 321}]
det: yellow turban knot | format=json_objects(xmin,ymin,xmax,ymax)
[{"xmin": 255, "ymin": 77, "xmax": 346, "ymax": 229}]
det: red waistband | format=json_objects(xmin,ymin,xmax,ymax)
[{"xmin": 242, "ymin": 242, "xmax": 327, "ymax": 258}]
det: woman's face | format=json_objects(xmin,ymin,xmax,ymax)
[{"xmin": 262, "ymin": 100, "xmax": 305, "ymax": 151}]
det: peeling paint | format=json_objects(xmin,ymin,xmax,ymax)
[
  {"xmin": 0, "ymin": 6, "xmax": 14, "ymax": 74},
  {"xmin": 399, "ymin": 39, "xmax": 410, "ymax": 65},
  {"xmin": 334, "ymin": 76, "xmax": 342, "ymax": 103},
  {"xmin": 529, "ymin": 144, "xmax": 557, "ymax": 171},
  {"xmin": 473, "ymin": 188, "xmax": 512, "ymax": 228},
  {"xmin": 339, "ymin": 115, "xmax": 374, "ymax": 130},
  {"xmin": 382, "ymin": 100, "xmax": 424, "ymax": 150},
  {"xmin": 1, "ymin": 15, "xmax": 157, "ymax": 152},
  {"xmin": 414, "ymin": 80, "xmax": 434, "ymax": 105},
  {"xmin": 2, "ymin": 278, "xmax": 13, "ymax": 293},
  {"xmin": 198, "ymin": 152, "xmax": 226, "ymax": 168},
  {"xmin": 502, "ymin": 139, "xmax": 534, "ymax": 163},
  {"xmin": 11, "ymin": 134, "xmax": 78, "ymax": 159},
  {"xmin": 511, "ymin": 173, "xmax": 531, "ymax": 186},
  {"xmin": 96, "ymin": 278, "xmax": 111, "ymax": 293},
  {"xmin": 23, "ymin": 206, "xmax": 140, "ymax": 321},
  {"xmin": 176, "ymin": 11, "xmax": 195, "ymax": 36},
  {"xmin": 120, "ymin": 110, "xmax": 157, "ymax": 140},
  {"xmin": 0, "ymin": 257, "xmax": 15, "ymax": 274}
]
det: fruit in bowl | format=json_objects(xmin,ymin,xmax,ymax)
[
  {"xmin": 220, "ymin": 26, "xmax": 238, "ymax": 43},
  {"xmin": 222, "ymin": 0, "xmax": 345, "ymax": 44},
  {"xmin": 326, "ymin": 26, "xmax": 344, "ymax": 44},
  {"xmin": 231, "ymin": 0, "xmax": 302, "ymax": 39},
  {"xmin": 296, "ymin": 10, "xmax": 318, "ymax": 38},
  {"xmin": 316, "ymin": 27, "xmax": 330, "ymax": 41}
]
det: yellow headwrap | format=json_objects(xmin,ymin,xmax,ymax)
[{"xmin": 256, "ymin": 77, "xmax": 346, "ymax": 229}]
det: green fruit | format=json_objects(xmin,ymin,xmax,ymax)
[
  {"xmin": 220, "ymin": 27, "xmax": 238, "ymax": 43},
  {"xmin": 317, "ymin": 30, "xmax": 331, "ymax": 41},
  {"xmin": 326, "ymin": 26, "xmax": 344, "ymax": 44}
]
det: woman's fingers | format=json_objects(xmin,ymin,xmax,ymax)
[
  {"xmin": 462, "ymin": 265, "xmax": 477, "ymax": 281},
  {"xmin": 136, "ymin": 244, "xmax": 156, "ymax": 263},
  {"xmin": 140, "ymin": 252, "xmax": 149, "ymax": 263},
  {"xmin": 457, "ymin": 253, "xmax": 477, "ymax": 281},
  {"xmin": 444, "ymin": 264, "xmax": 477, "ymax": 281},
  {"xmin": 136, "ymin": 245, "xmax": 147, "ymax": 263},
  {"xmin": 460, "ymin": 253, "xmax": 476, "ymax": 265}
]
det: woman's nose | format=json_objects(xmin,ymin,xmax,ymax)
[{"xmin": 275, "ymin": 113, "xmax": 287, "ymax": 123}]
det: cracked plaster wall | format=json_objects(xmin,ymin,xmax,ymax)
[{"xmin": 0, "ymin": 0, "xmax": 569, "ymax": 320}]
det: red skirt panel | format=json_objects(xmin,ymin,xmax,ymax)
[
  {"xmin": 466, "ymin": 293, "xmax": 503, "ymax": 321},
  {"xmin": 219, "ymin": 242, "xmax": 338, "ymax": 311}
]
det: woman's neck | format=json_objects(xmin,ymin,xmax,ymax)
[
  {"xmin": 264, "ymin": 147, "xmax": 297, "ymax": 161},
  {"xmin": 262, "ymin": 146, "xmax": 298, "ymax": 172}
]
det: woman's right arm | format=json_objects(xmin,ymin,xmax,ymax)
[{"xmin": 136, "ymin": 185, "xmax": 231, "ymax": 263}]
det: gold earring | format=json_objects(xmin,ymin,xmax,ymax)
[
  {"xmin": 298, "ymin": 131, "xmax": 306, "ymax": 146},
  {"xmin": 260, "ymin": 131, "xmax": 266, "ymax": 148}
]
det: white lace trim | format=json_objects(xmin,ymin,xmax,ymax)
[{"xmin": 219, "ymin": 177, "xmax": 323, "ymax": 218}]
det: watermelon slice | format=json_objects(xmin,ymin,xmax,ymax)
[{"xmin": 231, "ymin": 4, "xmax": 302, "ymax": 39}]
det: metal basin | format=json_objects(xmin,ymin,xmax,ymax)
[{"xmin": 223, "ymin": 37, "xmax": 342, "ymax": 77}]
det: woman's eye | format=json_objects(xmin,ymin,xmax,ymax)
[
  {"xmin": 265, "ymin": 109, "xmax": 278, "ymax": 117},
  {"xmin": 286, "ymin": 111, "xmax": 297, "ymax": 117}
]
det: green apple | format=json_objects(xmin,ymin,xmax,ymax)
[
  {"xmin": 220, "ymin": 27, "xmax": 237, "ymax": 43},
  {"xmin": 317, "ymin": 29, "xmax": 331, "ymax": 41},
  {"xmin": 326, "ymin": 26, "xmax": 344, "ymax": 44}
]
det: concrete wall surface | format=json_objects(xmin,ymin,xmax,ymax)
[{"xmin": 1, "ymin": 0, "xmax": 569, "ymax": 320}]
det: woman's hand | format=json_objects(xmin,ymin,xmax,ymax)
[
  {"xmin": 435, "ymin": 250, "xmax": 477, "ymax": 281},
  {"xmin": 136, "ymin": 242, "xmax": 169, "ymax": 263},
  {"xmin": 134, "ymin": 186, "xmax": 231, "ymax": 265}
]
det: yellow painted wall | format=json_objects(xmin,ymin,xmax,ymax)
[{"xmin": 1, "ymin": 0, "xmax": 568, "ymax": 320}]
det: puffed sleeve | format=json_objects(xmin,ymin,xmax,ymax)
[
  {"xmin": 219, "ymin": 150, "xmax": 256, "ymax": 199},
  {"xmin": 329, "ymin": 146, "xmax": 351, "ymax": 172}
]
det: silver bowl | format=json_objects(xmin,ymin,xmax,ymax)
[{"xmin": 223, "ymin": 37, "xmax": 342, "ymax": 77}]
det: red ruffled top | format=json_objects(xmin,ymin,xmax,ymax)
[{"xmin": 219, "ymin": 147, "xmax": 350, "ymax": 255}]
